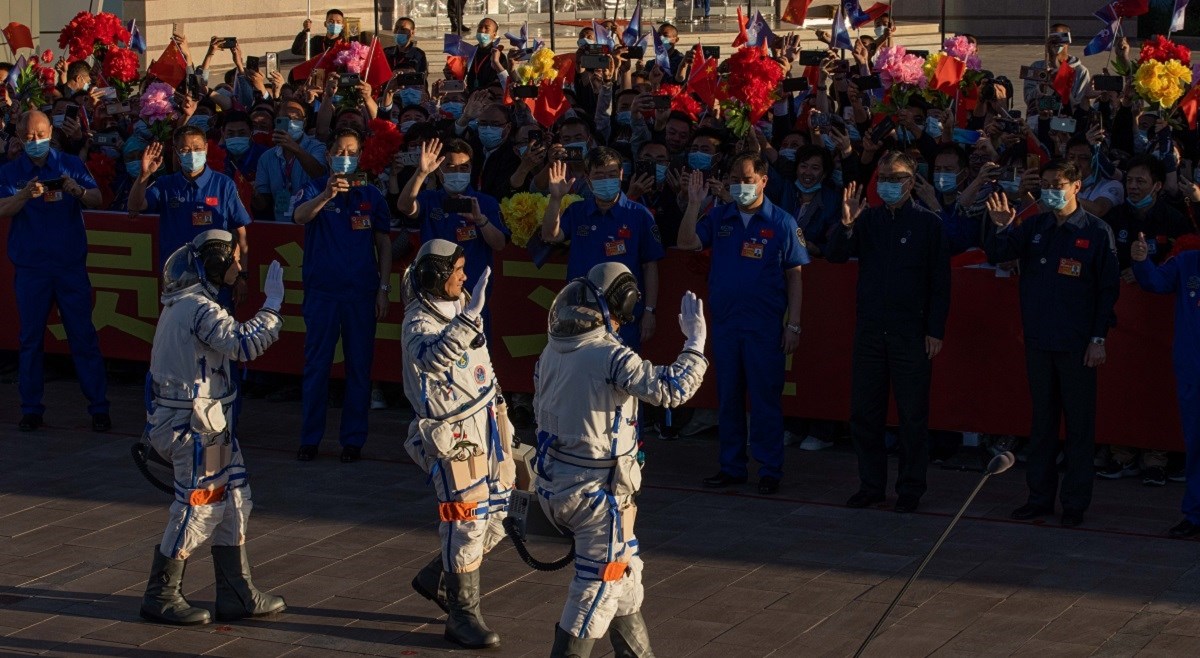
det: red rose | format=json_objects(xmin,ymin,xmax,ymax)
[
  {"xmin": 40, "ymin": 49, "xmax": 54, "ymax": 63},
  {"xmin": 102, "ymin": 47, "xmax": 140, "ymax": 84}
]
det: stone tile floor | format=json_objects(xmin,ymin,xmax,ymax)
[{"xmin": 1, "ymin": 371, "xmax": 1199, "ymax": 657}]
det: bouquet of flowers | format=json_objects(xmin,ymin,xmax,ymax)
[
  {"xmin": 58, "ymin": 11, "xmax": 131, "ymax": 63},
  {"xmin": 359, "ymin": 118, "xmax": 405, "ymax": 177},
  {"xmin": 514, "ymin": 48, "xmax": 559, "ymax": 86},
  {"xmin": 501, "ymin": 192, "xmax": 582, "ymax": 247},
  {"xmin": 1132, "ymin": 36, "xmax": 1192, "ymax": 110},
  {"xmin": 10, "ymin": 51, "xmax": 58, "ymax": 110},
  {"xmin": 717, "ymin": 48, "xmax": 785, "ymax": 137},
  {"xmin": 874, "ymin": 46, "xmax": 928, "ymax": 113},
  {"xmin": 332, "ymin": 41, "xmax": 371, "ymax": 110},
  {"xmin": 922, "ymin": 36, "xmax": 987, "ymax": 107},
  {"xmin": 101, "ymin": 47, "xmax": 141, "ymax": 100},
  {"xmin": 659, "ymin": 83, "xmax": 703, "ymax": 122},
  {"xmin": 138, "ymin": 81, "xmax": 179, "ymax": 142}
]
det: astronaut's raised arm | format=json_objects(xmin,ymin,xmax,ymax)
[
  {"xmin": 403, "ymin": 313, "xmax": 482, "ymax": 373},
  {"xmin": 607, "ymin": 346, "xmax": 708, "ymax": 409},
  {"xmin": 192, "ymin": 303, "xmax": 284, "ymax": 362}
]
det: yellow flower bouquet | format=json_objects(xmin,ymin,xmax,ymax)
[
  {"xmin": 515, "ymin": 47, "xmax": 559, "ymax": 86},
  {"xmin": 501, "ymin": 192, "xmax": 582, "ymax": 247},
  {"xmin": 1134, "ymin": 59, "xmax": 1192, "ymax": 110}
]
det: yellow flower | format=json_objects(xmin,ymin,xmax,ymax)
[
  {"xmin": 1135, "ymin": 60, "xmax": 1187, "ymax": 108},
  {"xmin": 501, "ymin": 192, "xmax": 552, "ymax": 247},
  {"xmin": 516, "ymin": 64, "xmax": 534, "ymax": 84},
  {"xmin": 923, "ymin": 51, "xmax": 944, "ymax": 80}
]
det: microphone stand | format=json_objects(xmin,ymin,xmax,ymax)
[{"xmin": 854, "ymin": 452, "xmax": 1016, "ymax": 658}]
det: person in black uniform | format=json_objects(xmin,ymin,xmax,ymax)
[
  {"xmin": 985, "ymin": 160, "xmax": 1120, "ymax": 528},
  {"xmin": 827, "ymin": 151, "xmax": 951, "ymax": 514},
  {"xmin": 466, "ymin": 19, "xmax": 507, "ymax": 92},
  {"xmin": 385, "ymin": 17, "xmax": 428, "ymax": 75}
]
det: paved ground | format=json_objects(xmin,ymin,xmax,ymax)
[{"xmin": 2, "ymin": 366, "xmax": 1200, "ymax": 657}]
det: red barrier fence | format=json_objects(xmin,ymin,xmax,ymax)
[{"xmin": 0, "ymin": 211, "xmax": 1182, "ymax": 449}]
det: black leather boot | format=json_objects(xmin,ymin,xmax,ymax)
[
  {"xmin": 551, "ymin": 623, "xmax": 596, "ymax": 657},
  {"xmin": 443, "ymin": 570, "xmax": 500, "ymax": 648},
  {"xmin": 212, "ymin": 544, "xmax": 287, "ymax": 621},
  {"xmin": 140, "ymin": 545, "xmax": 211, "ymax": 625},
  {"xmin": 411, "ymin": 555, "xmax": 449, "ymax": 614},
  {"xmin": 610, "ymin": 612, "xmax": 655, "ymax": 657}
]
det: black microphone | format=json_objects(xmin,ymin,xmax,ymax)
[
  {"xmin": 986, "ymin": 451, "xmax": 1015, "ymax": 475},
  {"xmin": 855, "ymin": 449, "xmax": 1017, "ymax": 657}
]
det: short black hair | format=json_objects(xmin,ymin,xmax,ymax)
[
  {"xmin": 793, "ymin": 145, "xmax": 832, "ymax": 176},
  {"xmin": 404, "ymin": 122, "xmax": 440, "ymax": 145},
  {"xmin": 728, "ymin": 151, "xmax": 768, "ymax": 176},
  {"xmin": 1041, "ymin": 159, "xmax": 1081, "ymax": 182},
  {"xmin": 332, "ymin": 127, "xmax": 363, "ymax": 147},
  {"xmin": 934, "ymin": 144, "xmax": 969, "ymax": 170},
  {"xmin": 396, "ymin": 16, "xmax": 415, "ymax": 31},
  {"xmin": 691, "ymin": 127, "xmax": 725, "ymax": 147},
  {"xmin": 1065, "ymin": 136, "xmax": 1091, "ymax": 152},
  {"xmin": 326, "ymin": 9, "xmax": 345, "ymax": 19},
  {"xmin": 637, "ymin": 140, "xmax": 669, "ymax": 156},
  {"xmin": 585, "ymin": 146, "xmax": 623, "ymax": 172},
  {"xmin": 398, "ymin": 104, "xmax": 431, "ymax": 119},
  {"xmin": 1124, "ymin": 155, "xmax": 1166, "ymax": 184},
  {"xmin": 878, "ymin": 150, "xmax": 917, "ymax": 174},
  {"xmin": 666, "ymin": 111, "xmax": 693, "ymax": 127},
  {"xmin": 443, "ymin": 137, "xmax": 474, "ymax": 160},
  {"xmin": 173, "ymin": 124, "xmax": 207, "ymax": 145},
  {"xmin": 67, "ymin": 61, "xmax": 90, "ymax": 81},
  {"xmin": 219, "ymin": 110, "xmax": 252, "ymax": 132},
  {"xmin": 559, "ymin": 116, "xmax": 593, "ymax": 139}
]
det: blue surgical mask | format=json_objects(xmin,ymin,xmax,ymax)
[
  {"xmin": 399, "ymin": 120, "xmax": 416, "ymax": 133},
  {"xmin": 654, "ymin": 163, "xmax": 668, "ymax": 184},
  {"xmin": 925, "ymin": 116, "xmax": 944, "ymax": 139},
  {"xmin": 778, "ymin": 148, "xmax": 798, "ymax": 162},
  {"xmin": 1130, "ymin": 193, "xmax": 1155, "ymax": 210},
  {"xmin": 328, "ymin": 22, "xmax": 343, "ymax": 36},
  {"xmin": 897, "ymin": 127, "xmax": 914, "ymax": 144},
  {"xmin": 822, "ymin": 135, "xmax": 836, "ymax": 151},
  {"xmin": 189, "ymin": 116, "xmax": 211, "ymax": 132},
  {"xmin": 591, "ymin": 177, "xmax": 621, "ymax": 202},
  {"xmin": 831, "ymin": 169, "xmax": 844, "ymax": 186},
  {"xmin": 179, "ymin": 151, "xmax": 207, "ymax": 174},
  {"xmin": 1040, "ymin": 188, "xmax": 1069, "ymax": 210},
  {"xmin": 933, "ymin": 172, "xmax": 959, "ymax": 193},
  {"xmin": 125, "ymin": 160, "xmax": 142, "ymax": 178},
  {"xmin": 396, "ymin": 34, "xmax": 410, "ymax": 47},
  {"xmin": 331, "ymin": 155, "xmax": 358, "ymax": 174},
  {"xmin": 81, "ymin": 81, "xmax": 91, "ymax": 92},
  {"xmin": 468, "ymin": 119, "xmax": 479, "ymax": 132},
  {"xmin": 730, "ymin": 183, "xmax": 760, "ymax": 206},
  {"xmin": 875, "ymin": 25, "xmax": 887, "ymax": 38},
  {"xmin": 517, "ymin": 145, "xmax": 529, "ymax": 157},
  {"xmin": 399, "ymin": 88, "xmax": 423, "ymax": 106},
  {"xmin": 287, "ymin": 119, "xmax": 306, "ymax": 141},
  {"xmin": 687, "ymin": 151, "xmax": 714, "ymax": 171},
  {"xmin": 565, "ymin": 141, "xmax": 589, "ymax": 158},
  {"xmin": 52, "ymin": 114, "xmax": 65, "ymax": 128},
  {"xmin": 578, "ymin": 38, "xmax": 595, "ymax": 48},
  {"xmin": 877, "ymin": 181, "xmax": 907, "ymax": 205},
  {"xmin": 23, "ymin": 138, "xmax": 50, "ymax": 159},
  {"xmin": 760, "ymin": 124, "xmax": 773, "ymax": 142},
  {"xmin": 998, "ymin": 180, "xmax": 1020, "ymax": 195},
  {"xmin": 442, "ymin": 102, "xmax": 464, "ymax": 119},
  {"xmin": 476, "ymin": 32, "xmax": 492, "ymax": 46},
  {"xmin": 617, "ymin": 111, "xmax": 632, "ymax": 126},
  {"xmin": 225, "ymin": 136, "xmax": 251, "ymax": 156},
  {"xmin": 478, "ymin": 125, "xmax": 504, "ymax": 149},
  {"xmin": 796, "ymin": 180, "xmax": 823, "ymax": 194},
  {"xmin": 846, "ymin": 125, "xmax": 862, "ymax": 142},
  {"xmin": 444, "ymin": 172, "xmax": 471, "ymax": 193}
]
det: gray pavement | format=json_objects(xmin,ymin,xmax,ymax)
[{"xmin": 2, "ymin": 372, "xmax": 1200, "ymax": 657}]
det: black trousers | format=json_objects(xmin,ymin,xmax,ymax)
[
  {"xmin": 1024, "ymin": 348, "xmax": 1097, "ymax": 513},
  {"xmin": 448, "ymin": 0, "xmax": 466, "ymax": 29},
  {"xmin": 850, "ymin": 328, "xmax": 932, "ymax": 498}
]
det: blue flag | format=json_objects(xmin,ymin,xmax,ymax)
[
  {"xmin": 623, "ymin": 2, "xmax": 647, "ymax": 47},
  {"xmin": 592, "ymin": 20, "xmax": 616, "ymax": 49},
  {"xmin": 832, "ymin": 4, "xmax": 854, "ymax": 50},
  {"xmin": 1084, "ymin": 19, "xmax": 1120, "ymax": 56},
  {"xmin": 232, "ymin": 73, "xmax": 256, "ymax": 109},
  {"xmin": 127, "ymin": 19, "xmax": 146, "ymax": 54},
  {"xmin": 7, "ymin": 56, "xmax": 24, "ymax": 91},
  {"xmin": 653, "ymin": 27, "xmax": 673, "ymax": 77},
  {"xmin": 746, "ymin": 11, "xmax": 778, "ymax": 48},
  {"xmin": 443, "ymin": 33, "xmax": 477, "ymax": 59},
  {"xmin": 1172, "ymin": 0, "xmax": 1189, "ymax": 31},
  {"xmin": 841, "ymin": 0, "xmax": 872, "ymax": 26}
]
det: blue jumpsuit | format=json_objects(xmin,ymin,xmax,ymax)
[
  {"xmin": 143, "ymin": 167, "xmax": 252, "ymax": 268},
  {"xmin": 0, "ymin": 149, "xmax": 109, "ymax": 416},
  {"xmin": 416, "ymin": 187, "xmax": 509, "ymax": 296},
  {"xmin": 694, "ymin": 198, "xmax": 809, "ymax": 480},
  {"xmin": 296, "ymin": 177, "xmax": 391, "ymax": 449},
  {"xmin": 1134, "ymin": 252, "xmax": 1200, "ymax": 524},
  {"xmin": 559, "ymin": 193, "xmax": 665, "ymax": 350}
]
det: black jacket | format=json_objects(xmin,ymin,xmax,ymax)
[
  {"xmin": 466, "ymin": 135, "xmax": 522, "ymax": 201},
  {"xmin": 827, "ymin": 199, "xmax": 952, "ymax": 339},
  {"xmin": 466, "ymin": 45, "xmax": 508, "ymax": 92},
  {"xmin": 1105, "ymin": 198, "xmax": 1195, "ymax": 268},
  {"xmin": 384, "ymin": 44, "xmax": 428, "ymax": 74}
]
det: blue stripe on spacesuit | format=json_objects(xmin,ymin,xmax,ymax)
[
  {"xmin": 438, "ymin": 461, "xmax": 454, "ymax": 562},
  {"xmin": 578, "ymin": 503, "xmax": 617, "ymax": 637},
  {"xmin": 170, "ymin": 437, "xmax": 205, "ymax": 556}
]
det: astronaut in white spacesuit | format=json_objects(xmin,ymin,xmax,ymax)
[
  {"xmin": 534, "ymin": 262, "xmax": 709, "ymax": 657},
  {"xmin": 139, "ymin": 229, "xmax": 287, "ymax": 626},
  {"xmin": 402, "ymin": 238, "xmax": 516, "ymax": 650}
]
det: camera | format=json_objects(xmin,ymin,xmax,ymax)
[
  {"xmin": 396, "ymin": 72, "xmax": 425, "ymax": 87},
  {"xmin": 579, "ymin": 54, "xmax": 611, "ymax": 70},
  {"xmin": 442, "ymin": 197, "xmax": 474, "ymax": 214},
  {"xmin": 512, "ymin": 85, "xmax": 539, "ymax": 99}
]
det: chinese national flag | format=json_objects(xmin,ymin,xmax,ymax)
[
  {"xmin": 802, "ymin": 64, "xmax": 821, "ymax": 90},
  {"xmin": 732, "ymin": 7, "xmax": 750, "ymax": 48},
  {"xmin": 148, "ymin": 40, "xmax": 188, "ymax": 88},
  {"xmin": 1111, "ymin": 0, "xmax": 1150, "ymax": 18},
  {"xmin": 362, "ymin": 38, "xmax": 393, "ymax": 87},
  {"xmin": 1052, "ymin": 60, "xmax": 1076, "ymax": 107},
  {"xmin": 781, "ymin": 0, "xmax": 814, "ymax": 26},
  {"xmin": 930, "ymin": 55, "xmax": 965, "ymax": 94},
  {"xmin": 445, "ymin": 55, "xmax": 468, "ymax": 81},
  {"xmin": 553, "ymin": 53, "xmax": 577, "ymax": 86},
  {"xmin": 687, "ymin": 44, "xmax": 719, "ymax": 106},
  {"xmin": 529, "ymin": 81, "xmax": 569, "ymax": 128},
  {"xmin": 288, "ymin": 41, "xmax": 348, "ymax": 83},
  {"xmin": 2, "ymin": 22, "xmax": 34, "ymax": 51},
  {"xmin": 1180, "ymin": 86, "xmax": 1200, "ymax": 129}
]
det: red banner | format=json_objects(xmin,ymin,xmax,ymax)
[{"xmin": 0, "ymin": 211, "xmax": 1182, "ymax": 450}]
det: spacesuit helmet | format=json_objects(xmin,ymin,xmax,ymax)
[
  {"xmin": 548, "ymin": 262, "xmax": 641, "ymax": 337},
  {"xmin": 161, "ymin": 229, "xmax": 238, "ymax": 297},
  {"xmin": 408, "ymin": 238, "xmax": 465, "ymax": 302}
]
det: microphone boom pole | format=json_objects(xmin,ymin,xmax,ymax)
[{"xmin": 854, "ymin": 452, "xmax": 1016, "ymax": 658}]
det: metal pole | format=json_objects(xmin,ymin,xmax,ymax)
[
  {"xmin": 549, "ymin": 0, "xmax": 557, "ymax": 50},
  {"xmin": 374, "ymin": 0, "xmax": 380, "ymax": 38},
  {"xmin": 774, "ymin": 0, "xmax": 781, "ymax": 29},
  {"xmin": 305, "ymin": 0, "xmax": 312, "ymax": 61},
  {"xmin": 940, "ymin": 0, "xmax": 945, "ymax": 43}
]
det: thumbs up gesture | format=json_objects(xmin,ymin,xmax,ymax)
[{"xmin": 1131, "ymin": 231, "xmax": 1149, "ymax": 262}]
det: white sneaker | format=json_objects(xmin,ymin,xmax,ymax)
[
  {"xmin": 798, "ymin": 436, "xmax": 834, "ymax": 451},
  {"xmin": 783, "ymin": 431, "xmax": 803, "ymax": 446},
  {"xmin": 370, "ymin": 388, "xmax": 387, "ymax": 410}
]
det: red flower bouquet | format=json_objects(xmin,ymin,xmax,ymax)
[
  {"xmin": 360, "ymin": 119, "xmax": 405, "ymax": 176},
  {"xmin": 659, "ymin": 83, "xmax": 703, "ymax": 122},
  {"xmin": 102, "ymin": 47, "xmax": 140, "ymax": 100},
  {"xmin": 58, "ymin": 11, "xmax": 131, "ymax": 63},
  {"xmin": 1139, "ymin": 35, "xmax": 1191, "ymax": 68},
  {"xmin": 11, "ymin": 58, "xmax": 57, "ymax": 110},
  {"xmin": 717, "ymin": 48, "xmax": 785, "ymax": 136}
]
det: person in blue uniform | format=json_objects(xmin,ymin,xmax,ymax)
[
  {"xmin": 291, "ymin": 129, "xmax": 393, "ymax": 464},
  {"xmin": 253, "ymin": 100, "xmax": 327, "ymax": 222},
  {"xmin": 398, "ymin": 137, "xmax": 508, "ymax": 303},
  {"xmin": 766, "ymin": 145, "xmax": 842, "ymax": 257},
  {"xmin": 677, "ymin": 152, "xmax": 809, "ymax": 495},
  {"xmin": 827, "ymin": 151, "xmax": 951, "ymax": 514},
  {"xmin": 540, "ymin": 147, "xmax": 664, "ymax": 350},
  {"xmin": 985, "ymin": 160, "xmax": 1120, "ymax": 529},
  {"xmin": 1131, "ymin": 236, "xmax": 1200, "ymax": 538},
  {"xmin": 0, "ymin": 110, "xmax": 110, "ymax": 432},
  {"xmin": 217, "ymin": 111, "xmax": 268, "ymax": 218},
  {"xmin": 128, "ymin": 126, "xmax": 252, "ymax": 308}
]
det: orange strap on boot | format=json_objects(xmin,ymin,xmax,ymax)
[
  {"xmin": 439, "ymin": 501, "xmax": 483, "ymax": 522},
  {"xmin": 600, "ymin": 561, "xmax": 630, "ymax": 581},
  {"xmin": 188, "ymin": 485, "xmax": 226, "ymax": 506}
]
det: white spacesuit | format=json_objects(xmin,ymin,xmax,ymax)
[
  {"xmin": 402, "ymin": 239, "xmax": 515, "ymax": 650},
  {"xmin": 139, "ymin": 230, "xmax": 288, "ymax": 626},
  {"xmin": 535, "ymin": 262, "xmax": 708, "ymax": 657}
]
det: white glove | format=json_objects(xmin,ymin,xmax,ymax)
[
  {"xmin": 679, "ymin": 291, "xmax": 706, "ymax": 354},
  {"xmin": 464, "ymin": 266, "xmax": 491, "ymax": 319},
  {"xmin": 263, "ymin": 261, "xmax": 284, "ymax": 311}
]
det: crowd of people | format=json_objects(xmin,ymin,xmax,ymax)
[{"xmin": 2, "ymin": 4, "xmax": 1200, "ymax": 580}]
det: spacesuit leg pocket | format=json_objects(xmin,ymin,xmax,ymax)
[
  {"xmin": 192, "ymin": 399, "xmax": 231, "ymax": 478},
  {"xmin": 611, "ymin": 456, "xmax": 643, "ymax": 498}
]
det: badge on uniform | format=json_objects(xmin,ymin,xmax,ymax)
[
  {"xmin": 192, "ymin": 210, "xmax": 213, "ymax": 226},
  {"xmin": 456, "ymin": 225, "xmax": 478, "ymax": 241},
  {"xmin": 741, "ymin": 241, "xmax": 764, "ymax": 259},
  {"xmin": 605, "ymin": 240, "xmax": 627, "ymax": 257},
  {"xmin": 350, "ymin": 214, "xmax": 371, "ymax": 230},
  {"xmin": 718, "ymin": 224, "xmax": 733, "ymax": 238},
  {"xmin": 576, "ymin": 224, "xmax": 590, "ymax": 237},
  {"xmin": 618, "ymin": 226, "xmax": 631, "ymax": 239},
  {"xmin": 206, "ymin": 196, "xmax": 219, "ymax": 207},
  {"xmin": 760, "ymin": 228, "xmax": 774, "ymax": 239},
  {"xmin": 796, "ymin": 227, "xmax": 807, "ymax": 247},
  {"xmin": 1058, "ymin": 258, "xmax": 1082, "ymax": 277},
  {"xmin": 44, "ymin": 189, "xmax": 63, "ymax": 203},
  {"xmin": 359, "ymin": 202, "xmax": 372, "ymax": 211},
  {"xmin": 1074, "ymin": 238, "xmax": 1090, "ymax": 249}
]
